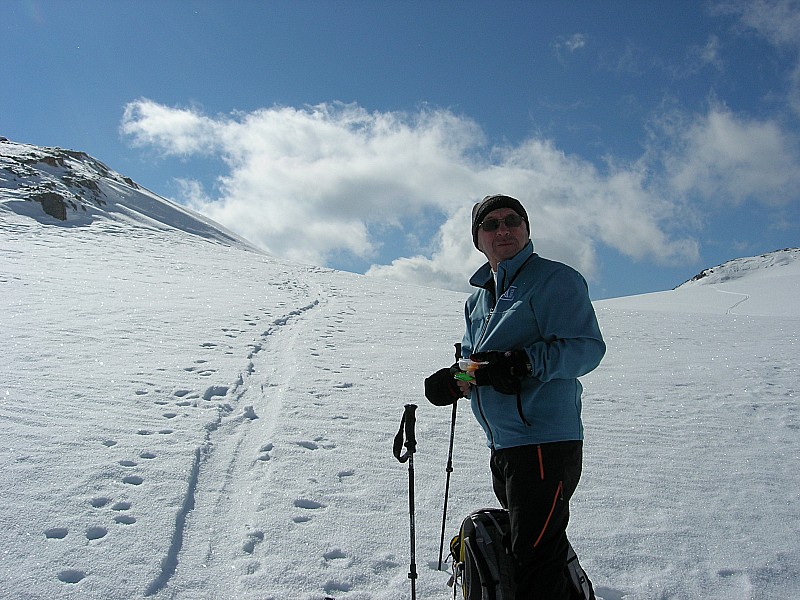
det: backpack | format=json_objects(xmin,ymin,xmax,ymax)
[{"xmin": 448, "ymin": 508, "xmax": 595, "ymax": 600}]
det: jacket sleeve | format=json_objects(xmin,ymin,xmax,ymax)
[{"xmin": 525, "ymin": 268, "xmax": 605, "ymax": 382}]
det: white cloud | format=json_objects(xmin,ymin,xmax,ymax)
[
  {"xmin": 717, "ymin": 0, "xmax": 800, "ymax": 114},
  {"xmin": 123, "ymin": 100, "xmax": 487, "ymax": 267},
  {"xmin": 551, "ymin": 33, "xmax": 588, "ymax": 65},
  {"xmin": 565, "ymin": 33, "xmax": 588, "ymax": 52},
  {"xmin": 366, "ymin": 204, "xmax": 485, "ymax": 292},
  {"xmin": 725, "ymin": 0, "xmax": 800, "ymax": 46},
  {"xmin": 121, "ymin": 100, "xmax": 221, "ymax": 155},
  {"xmin": 672, "ymin": 35, "xmax": 724, "ymax": 77},
  {"xmin": 126, "ymin": 99, "xmax": 791, "ymax": 292},
  {"xmin": 663, "ymin": 105, "xmax": 800, "ymax": 206}
]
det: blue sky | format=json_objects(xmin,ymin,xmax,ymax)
[{"xmin": 3, "ymin": 0, "xmax": 799, "ymax": 299}]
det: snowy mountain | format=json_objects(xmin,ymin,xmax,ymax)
[
  {"xmin": 602, "ymin": 247, "xmax": 799, "ymax": 318},
  {"xmin": 0, "ymin": 137, "xmax": 255, "ymax": 249},
  {"xmin": 682, "ymin": 248, "xmax": 800, "ymax": 286},
  {"xmin": 1, "ymin": 140, "xmax": 798, "ymax": 599}
]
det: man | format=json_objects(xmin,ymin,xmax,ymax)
[{"xmin": 425, "ymin": 194, "xmax": 605, "ymax": 599}]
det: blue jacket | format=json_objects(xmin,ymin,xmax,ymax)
[{"xmin": 461, "ymin": 241, "xmax": 605, "ymax": 449}]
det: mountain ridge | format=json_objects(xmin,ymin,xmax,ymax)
[
  {"xmin": 0, "ymin": 137, "xmax": 257, "ymax": 251},
  {"xmin": 680, "ymin": 247, "xmax": 800, "ymax": 287}
]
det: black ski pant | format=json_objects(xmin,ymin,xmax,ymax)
[{"xmin": 490, "ymin": 441, "xmax": 583, "ymax": 600}]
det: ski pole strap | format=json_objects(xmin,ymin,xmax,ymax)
[{"xmin": 393, "ymin": 404, "xmax": 417, "ymax": 463}]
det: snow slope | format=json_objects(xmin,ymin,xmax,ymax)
[{"xmin": 1, "ymin": 141, "xmax": 798, "ymax": 599}]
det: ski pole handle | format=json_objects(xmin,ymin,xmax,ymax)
[{"xmin": 393, "ymin": 404, "xmax": 417, "ymax": 463}]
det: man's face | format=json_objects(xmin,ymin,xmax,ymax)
[{"xmin": 476, "ymin": 207, "xmax": 529, "ymax": 269}]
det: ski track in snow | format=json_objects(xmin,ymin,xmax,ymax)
[
  {"xmin": 715, "ymin": 289, "xmax": 751, "ymax": 314},
  {"xmin": 158, "ymin": 285, "xmax": 328, "ymax": 596}
]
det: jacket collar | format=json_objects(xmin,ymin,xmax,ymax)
[{"xmin": 469, "ymin": 240, "xmax": 535, "ymax": 292}]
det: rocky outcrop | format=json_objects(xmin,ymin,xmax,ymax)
[{"xmin": 0, "ymin": 139, "xmax": 134, "ymax": 221}]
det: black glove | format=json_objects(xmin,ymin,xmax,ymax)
[
  {"xmin": 470, "ymin": 350, "xmax": 531, "ymax": 395},
  {"xmin": 424, "ymin": 363, "xmax": 463, "ymax": 406}
]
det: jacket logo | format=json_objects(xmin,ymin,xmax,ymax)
[{"xmin": 498, "ymin": 286, "xmax": 517, "ymax": 302}]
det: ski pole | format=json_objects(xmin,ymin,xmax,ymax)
[
  {"xmin": 437, "ymin": 343, "xmax": 462, "ymax": 571},
  {"xmin": 437, "ymin": 400, "xmax": 457, "ymax": 571},
  {"xmin": 393, "ymin": 403, "xmax": 418, "ymax": 600}
]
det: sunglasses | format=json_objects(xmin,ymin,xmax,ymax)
[{"xmin": 479, "ymin": 213, "xmax": 524, "ymax": 232}]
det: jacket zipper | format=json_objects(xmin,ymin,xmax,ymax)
[
  {"xmin": 473, "ymin": 252, "xmax": 534, "ymax": 354},
  {"xmin": 517, "ymin": 394, "xmax": 531, "ymax": 426},
  {"xmin": 471, "ymin": 251, "xmax": 536, "ymax": 447},
  {"xmin": 473, "ymin": 299, "xmax": 495, "ymax": 448},
  {"xmin": 474, "ymin": 386, "xmax": 495, "ymax": 449}
]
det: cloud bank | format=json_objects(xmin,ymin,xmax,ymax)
[{"xmin": 120, "ymin": 95, "xmax": 799, "ymax": 292}]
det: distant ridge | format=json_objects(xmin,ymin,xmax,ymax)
[
  {"xmin": 0, "ymin": 137, "xmax": 258, "ymax": 251},
  {"xmin": 678, "ymin": 247, "xmax": 800, "ymax": 288}
]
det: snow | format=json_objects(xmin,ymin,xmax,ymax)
[{"xmin": 2, "ymin": 144, "xmax": 799, "ymax": 599}]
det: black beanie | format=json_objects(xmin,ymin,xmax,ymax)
[{"xmin": 471, "ymin": 194, "xmax": 530, "ymax": 249}]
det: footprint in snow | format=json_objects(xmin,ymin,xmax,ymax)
[
  {"xmin": 337, "ymin": 470, "xmax": 355, "ymax": 482},
  {"xmin": 57, "ymin": 569, "xmax": 85, "ymax": 584},
  {"xmin": 294, "ymin": 498, "xmax": 325, "ymax": 510},
  {"xmin": 371, "ymin": 555, "xmax": 400, "ymax": 573},
  {"xmin": 85, "ymin": 526, "xmax": 107, "ymax": 540},
  {"xmin": 114, "ymin": 514, "xmax": 136, "ymax": 525},
  {"xmin": 323, "ymin": 549, "xmax": 347, "ymax": 561},
  {"xmin": 44, "ymin": 527, "xmax": 68, "ymax": 540},
  {"xmin": 258, "ymin": 443, "xmax": 273, "ymax": 461},
  {"xmin": 202, "ymin": 385, "xmax": 229, "ymax": 400},
  {"xmin": 324, "ymin": 580, "xmax": 352, "ymax": 594},
  {"xmin": 102, "ymin": 439, "xmax": 117, "ymax": 447},
  {"xmin": 292, "ymin": 516, "xmax": 312, "ymax": 523},
  {"xmin": 296, "ymin": 437, "xmax": 336, "ymax": 451},
  {"xmin": 242, "ymin": 529, "xmax": 264, "ymax": 554}
]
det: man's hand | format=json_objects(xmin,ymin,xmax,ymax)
[
  {"xmin": 425, "ymin": 364, "xmax": 466, "ymax": 406},
  {"xmin": 455, "ymin": 378, "xmax": 472, "ymax": 397},
  {"xmin": 470, "ymin": 350, "xmax": 531, "ymax": 395}
]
